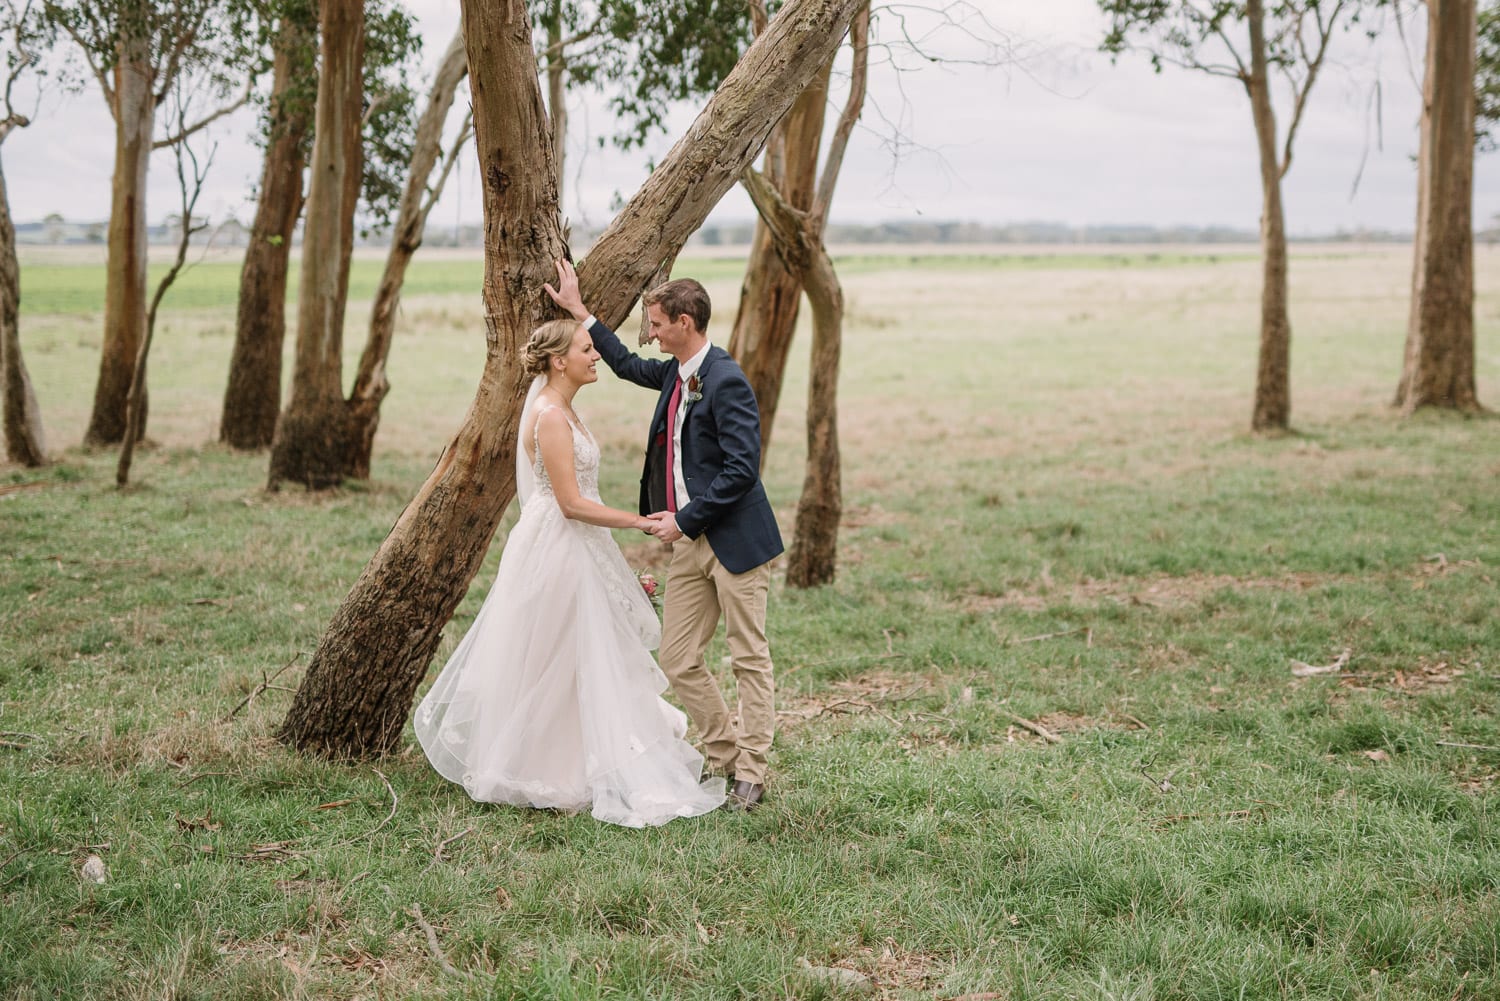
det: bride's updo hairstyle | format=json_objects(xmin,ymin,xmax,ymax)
[{"xmin": 522, "ymin": 318, "xmax": 581, "ymax": 376}]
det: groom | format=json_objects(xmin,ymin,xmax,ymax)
[{"xmin": 546, "ymin": 259, "xmax": 783, "ymax": 811}]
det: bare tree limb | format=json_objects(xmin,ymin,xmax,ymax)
[
  {"xmin": 409, "ymin": 904, "xmax": 473, "ymax": 980},
  {"xmin": 153, "ymin": 79, "xmax": 252, "ymax": 149},
  {"xmin": 813, "ymin": 3, "xmax": 869, "ymax": 226},
  {"xmin": 1278, "ymin": 0, "xmax": 1346, "ymax": 179}
]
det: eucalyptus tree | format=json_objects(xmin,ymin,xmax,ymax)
[
  {"xmin": 1395, "ymin": 0, "xmax": 1482, "ymax": 412},
  {"xmin": 264, "ymin": 0, "xmax": 363, "ymax": 490},
  {"xmin": 343, "ymin": 24, "xmax": 468, "ymax": 479},
  {"xmin": 218, "ymin": 0, "xmax": 313, "ymax": 451},
  {"xmin": 45, "ymin": 0, "xmax": 252, "ymax": 446},
  {"xmin": 278, "ymin": 0, "xmax": 867, "ymax": 759},
  {"xmin": 117, "ymin": 92, "xmax": 212, "ymax": 487},
  {"xmin": 1100, "ymin": 0, "xmax": 1364, "ymax": 432},
  {"xmin": 220, "ymin": 0, "xmax": 420, "ymax": 452},
  {"xmin": 1, "ymin": 0, "xmax": 47, "ymax": 467},
  {"xmin": 736, "ymin": 0, "xmax": 870, "ymax": 588}
]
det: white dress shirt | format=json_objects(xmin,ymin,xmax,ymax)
[{"xmin": 671, "ymin": 341, "xmax": 711, "ymax": 509}]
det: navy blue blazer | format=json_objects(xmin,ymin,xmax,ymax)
[{"xmin": 588, "ymin": 319, "xmax": 784, "ymax": 575}]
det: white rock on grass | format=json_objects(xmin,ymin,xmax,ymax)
[
  {"xmin": 80, "ymin": 854, "xmax": 107, "ymax": 884},
  {"xmin": 796, "ymin": 958, "xmax": 873, "ymax": 993}
]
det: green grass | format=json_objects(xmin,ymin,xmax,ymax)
[
  {"xmin": 15, "ymin": 247, "xmax": 1265, "ymax": 317},
  {"xmin": 2, "ymin": 245, "xmax": 1499, "ymax": 998}
]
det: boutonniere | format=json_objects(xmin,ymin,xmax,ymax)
[{"xmin": 684, "ymin": 373, "xmax": 704, "ymax": 405}]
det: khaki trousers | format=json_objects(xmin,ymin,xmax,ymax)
[{"xmin": 659, "ymin": 535, "xmax": 774, "ymax": 785}]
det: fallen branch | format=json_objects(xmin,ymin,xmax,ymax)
[
  {"xmin": 0, "ymin": 481, "xmax": 50, "ymax": 497},
  {"xmin": 1113, "ymin": 712, "xmax": 1150, "ymax": 731},
  {"xmin": 1437, "ymin": 741, "xmax": 1500, "ymax": 753},
  {"xmin": 1153, "ymin": 808, "xmax": 1257, "ymax": 827},
  {"xmin": 1290, "ymin": 650, "xmax": 1350, "ymax": 677},
  {"xmin": 1003, "ymin": 712, "xmax": 1061, "ymax": 744},
  {"xmin": 220, "ymin": 653, "xmax": 301, "ymax": 722},
  {"xmin": 325, "ymin": 768, "xmax": 400, "ymax": 850},
  {"xmin": 433, "ymin": 827, "xmax": 475, "ymax": 865},
  {"xmin": 174, "ymin": 771, "xmax": 228, "ymax": 789},
  {"xmin": 0, "ymin": 740, "xmax": 29, "ymax": 751},
  {"xmin": 1015, "ymin": 625, "xmax": 1089, "ymax": 645},
  {"xmin": 410, "ymin": 904, "xmax": 473, "ymax": 980}
]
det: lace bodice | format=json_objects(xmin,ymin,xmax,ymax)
[{"xmin": 529, "ymin": 404, "xmax": 600, "ymax": 502}]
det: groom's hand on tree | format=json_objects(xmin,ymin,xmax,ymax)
[{"xmin": 543, "ymin": 259, "xmax": 590, "ymax": 322}]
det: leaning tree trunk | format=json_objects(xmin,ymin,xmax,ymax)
[
  {"xmin": 1246, "ymin": 0, "xmax": 1292, "ymax": 433},
  {"xmin": 267, "ymin": 1, "xmax": 365, "ymax": 490},
  {"xmin": 220, "ymin": 15, "xmax": 313, "ymax": 450},
  {"xmin": 344, "ymin": 27, "xmax": 469, "ymax": 479},
  {"xmin": 0, "ymin": 156, "xmax": 46, "ymax": 466},
  {"xmin": 277, "ymin": 0, "xmax": 865, "ymax": 758},
  {"xmin": 84, "ymin": 37, "xmax": 154, "ymax": 447},
  {"xmin": 1397, "ymin": 0, "xmax": 1481, "ymax": 413},
  {"xmin": 728, "ymin": 57, "xmax": 832, "ymax": 457}
]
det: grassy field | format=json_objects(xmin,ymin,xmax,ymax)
[{"xmin": 2, "ymin": 244, "xmax": 1499, "ymax": 1000}]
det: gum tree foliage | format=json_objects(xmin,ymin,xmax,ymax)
[
  {"xmin": 530, "ymin": 0, "xmax": 751, "ymax": 149},
  {"xmin": 1478, "ymin": 0, "xmax": 1497, "ymax": 149}
]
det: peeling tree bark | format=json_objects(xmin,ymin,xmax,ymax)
[
  {"xmin": 220, "ymin": 14, "xmax": 313, "ymax": 451},
  {"xmin": 344, "ymin": 27, "xmax": 470, "ymax": 479},
  {"xmin": 1, "ymin": 155, "xmax": 46, "ymax": 466},
  {"xmin": 1397, "ymin": 0, "xmax": 1481, "ymax": 413},
  {"xmin": 266, "ymin": 1, "xmax": 365, "ymax": 490},
  {"xmin": 277, "ymin": 0, "xmax": 865, "ymax": 758}
]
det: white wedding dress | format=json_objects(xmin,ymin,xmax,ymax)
[{"xmin": 414, "ymin": 377, "xmax": 725, "ymax": 827}]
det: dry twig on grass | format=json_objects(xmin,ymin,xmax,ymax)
[
  {"xmin": 1014, "ymin": 625, "xmax": 1090, "ymax": 645},
  {"xmin": 1437, "ymin": 741, "xmax": 1500, "ymax": 753},
  {"xmin": 220, "ymin": 653, "xmax": 301, "ymax": 723},
  {"xmin": 1003, "ymin": 712, "xmax": 1061, "ymax": 744},
  {"xmin": 432, "ymin": 827, "xmax": 475, "ymax": 865},
  {"xmin": 410, "ymin": 904, "xmax": 472, "ymax": 979}
]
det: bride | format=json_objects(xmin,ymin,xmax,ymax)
[{"xmin": 414, "ymin": 318, "xmax": 726, "ymax": 827}]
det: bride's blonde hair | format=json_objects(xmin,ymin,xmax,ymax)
[{"xmin": 521, "ymin": 318, "xmax": 581, "ymax": 376}]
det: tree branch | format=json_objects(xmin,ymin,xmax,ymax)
[
  {"xmin": 153, "ymin": 80, "xmax": 251, "ymax": 149},
  {"xmin": 420, "ymin": 111, "xmax": 473, "ymax": 220},
  {"xmin": 813, "ymin": 2, "xmax": 869, "ymax": 227},
  {"xmin": 1278, "ymin": 0, "xmax": 1346, "ymax": 179}
]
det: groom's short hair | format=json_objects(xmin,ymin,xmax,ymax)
[{"xmin": 644, "ymin": 278, "xmax": 711, "ymax": 334}]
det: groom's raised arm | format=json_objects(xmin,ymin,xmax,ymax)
[{"xmin": 545, "ymin": 259, "xmax": 669, "ymax": 390}]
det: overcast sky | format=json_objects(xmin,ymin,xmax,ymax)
[{"xmin": 7, "ymin": 0, "xmax": 1496, "ymax": 237}]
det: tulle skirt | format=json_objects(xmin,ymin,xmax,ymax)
[{"xmin": 414, "ymin": 498, "xmax": 725, "ymax": 828}]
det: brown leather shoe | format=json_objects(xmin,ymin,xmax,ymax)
[{"xmin": 727, "ymin": 779, "xmax": 765, "ymax": 812}]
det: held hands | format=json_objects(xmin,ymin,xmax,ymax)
[
  {"xmin": 642, "ymin": 511, "xmax": 684, "ymax": 543},
  {"xmin": 543, "ymin": 259, "xmax": 589, "ymax": 322}
]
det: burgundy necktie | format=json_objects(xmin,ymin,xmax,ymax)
[{"xmin": 664, "ymin": 376, "xmax": 683, "ymax": 512}]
